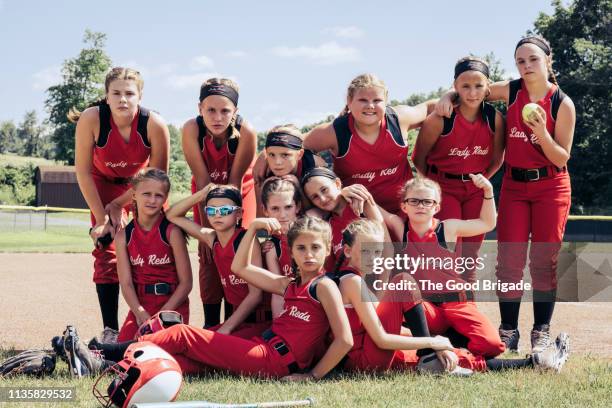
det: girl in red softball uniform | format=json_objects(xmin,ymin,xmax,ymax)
[
  {"xmin": 300, "ymin": 167, "xmax": 384, "ymax": 272},
  {"xmin": 303, "ymin": 74, "xmax": 437, "ymax": 215},
  {"xmin": 436, "ymin": 36, "xmax": 575, "ymax": 353},
  {"xmin": 134, "ymin": 216, "xmax": 353, "ymax": 379},
  {"xmin": 254, "ymin": 124, "xmax": 326, "ymax": 215},
  {"xmin": 413, "ymin": 57, "xmax": 505, "ymax": 283},
  {"xmin": 166, "ymin": 185, "xmax": 270, "ymax": 339},
  {"xmin": 260, "ymin": 177, "xmax": 302, "ymax": 317},
  {"xmin": 182, "ymin": 78, "xmax": 257, "ymax": 328},
  {"xmin": 73, "ymin": 67, "xmax": 170, "ymax": 331},
  {"xmin": 383, "ymin": 176, "xmax": 506, "ymax": 360},
  {"xmin": 114, "ymin": 169, "xmax": 191, "ymax": 342}
]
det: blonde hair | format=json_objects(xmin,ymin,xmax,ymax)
[
  {"xmin": 400, "ymin": 176, "xmax": 442, "ymax": 203},
  {"xmin": 340, "ymin": 73, "xmax": 389, "ymax": 116},
  {"xmin": 514, "ymin": 35, "xmax": 557, "ymax": 85},
  {"xmin": 68, "ymin": 67, "xmax": 144, "ymax": 123},
  {"xmin": 199, "ymin": 77, "xmax": 241, "ymax": 138}
]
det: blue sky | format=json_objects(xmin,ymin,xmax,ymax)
[{"xmin": 0, "ymin": 0, "xmax": 555, "ymax": 132}]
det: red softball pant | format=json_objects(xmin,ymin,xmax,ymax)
[
  {"xmin": 422, "ymin": 300, "xmax": 505, "ymax": 358},
  {"xmin": 90, "ymin": 176, "xmax": 130, "ymax": 284},
  {"xmin": 140, "ymin": 324, "xmax": 290, "ymax": 378},
  {"xmin": 429, "ymin": 173, "xmax": 485, "ymax": 283},
  {"xmin": 117, "ymin": 291, "xmax": 190, "ymax": 342},
  {"xmin": 191, "ymin": 182, "xmax": 256, "ymax": 304},
  {"xmin": 207, "ymin": 321, "xmax": 270, "ymax": 340},
  {"xmin": 495, "ymin": 173, "xmax": 571, "ymax": 298},
  {"xmin": 391, "ymin": 348, "xmax": 487, "ymax": 372}
]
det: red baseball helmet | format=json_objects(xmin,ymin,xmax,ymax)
[{"xmin": 93, "ymin": 341, "xmax": 182, "ymax": 408}]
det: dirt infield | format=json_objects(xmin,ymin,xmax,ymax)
[{"xmin": 1, "ymin": 253, "xmax": 611, "ymax": 358}]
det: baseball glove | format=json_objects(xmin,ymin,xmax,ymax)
[
  {"xmin": 136, "ymin": 310, "xmax": 183, "ymax": 338},
  {"xmin": 0, "ymin": 349, "xmax": 56, "ymax": 377}
]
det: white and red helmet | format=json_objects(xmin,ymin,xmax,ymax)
[{"xmin": 93, "ymin": 341, "xmax": 182, "ymax": 408}]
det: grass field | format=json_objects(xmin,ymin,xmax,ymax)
[
  {"xmin": 0, "ymin": 211, "xmax": 199, "ymax": 252},
  {"xmin": 0, "ymin": 351, "xmax": 610, "ymax": 408},
  {"xmin": 0, "ymin": 153, "xmax": 57, "ymax": 167}
]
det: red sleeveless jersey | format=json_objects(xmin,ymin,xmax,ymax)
[
  {"xmin": 506, "ymin": 79, "xmax": 561, "ymax": 169},
  {"xmin": 92, "ymin": 104, "xmax": 151, "ymax": 181},
  {"xmin": 403, "ymin": 219, "xmax": 468, "ymax": 296},
  {"xmin": 126, "ymin": 215, "xmax": 178, "ymax": 285},
  {"xmin": 270, "ymin": 234, "xmax": 292, "ymax": 277},
  {"xmin": 424, "ymin": 106, "xmax": 494, "ymax": 174},
  {"xmin": 212, "ymin": 228, "xmax": 252, "ymax": 307},
  {"xmin": 332, "ymin": 107, "xmax": 413, "ymax": 214},
  {"xmin": 271, "ymin": 275, "xmax": 330, "ymax": 370}
]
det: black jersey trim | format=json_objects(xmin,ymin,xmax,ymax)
[
  {"xmin": 508, "ymin": 79, "xmax": 522, "ymax": 107},
  {"xmin": 550, "ymin": 88, "xmax": 566, "ymax": 121},
  {"xmin": 159, "ymin": 217, "xmax": 171, "ymax": 246},
  {"xmin": 97, "ymin": 103, "xmax": 112, "ymax": 148},
  {"xmin": 482, "ymin": 102, "xmax": 497, "ymax": 133},
  {"xmin": 137, "ymin": 107, "xmax": 151, "ymax": 148},
  {"xmin": 125, "ymin": 220, "xmax": 135, "ymax": 245}
]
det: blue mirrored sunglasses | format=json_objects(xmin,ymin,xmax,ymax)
[{"xmin": 204, "ymin": 205, "xmax": 241, "ymax": 217}]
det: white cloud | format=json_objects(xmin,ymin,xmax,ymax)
[
  {"xmin": 190, "ymin": 55, "xmax": 214, "ymax": 70},
  {"xmin": 32, "ymin": 65, "xmax": 62, "ymax": 90},
  {"xmin": 165, "ymin": 72, "xmax": 239, "ymax": 90},
  {"xmin": 323, "ymin": 26, "xmax": 364, "ymax": 39},
  {"xmin": 271, "ymin": 41, "xmax": 360, "ymax": 65},
  {"xmin": 225, "ymin": 50, "xmax": 248, "ymax": 58},
  {"xmin": 117, "ymin": 62, "xmax": 178, "ymax": 78},
  {"xmin": 251, "ymin": 108, "xmax": 335, "ymax": 131}
]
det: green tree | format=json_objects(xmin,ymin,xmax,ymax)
[
  {"xmin": 18, "ymin": 111, "xmax": 43, "ymax": 157},
  {"xmin": 533, "ymin": 0, "xmax": 611, "ymax": 213},
  {"xmin": 45, "ymin": 30, "xmax": 112, "ymax": 164},
  {"xmin": 0, "ymin": 121, "xmax": 17, "ymax": 154},
  {"xmin": 167, "ymin": 124, "xmax": 191, "ymax": 193}
]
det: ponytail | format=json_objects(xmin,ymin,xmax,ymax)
[{"xmin": 67, "ymin": 99, "xmax": 107, "ymax": 123}]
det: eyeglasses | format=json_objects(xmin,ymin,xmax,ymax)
[
  {"xmin": 403, "ymin": 198, "xmax": 437, "ymax": 208},
  {"xmin": 204, "ymin": 205, "xmax": 241, "ymax": 217}
]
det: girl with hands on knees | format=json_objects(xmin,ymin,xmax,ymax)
[{"xmin": 182, "ymin": 77, "xmax": 257, "ymax": 328}]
